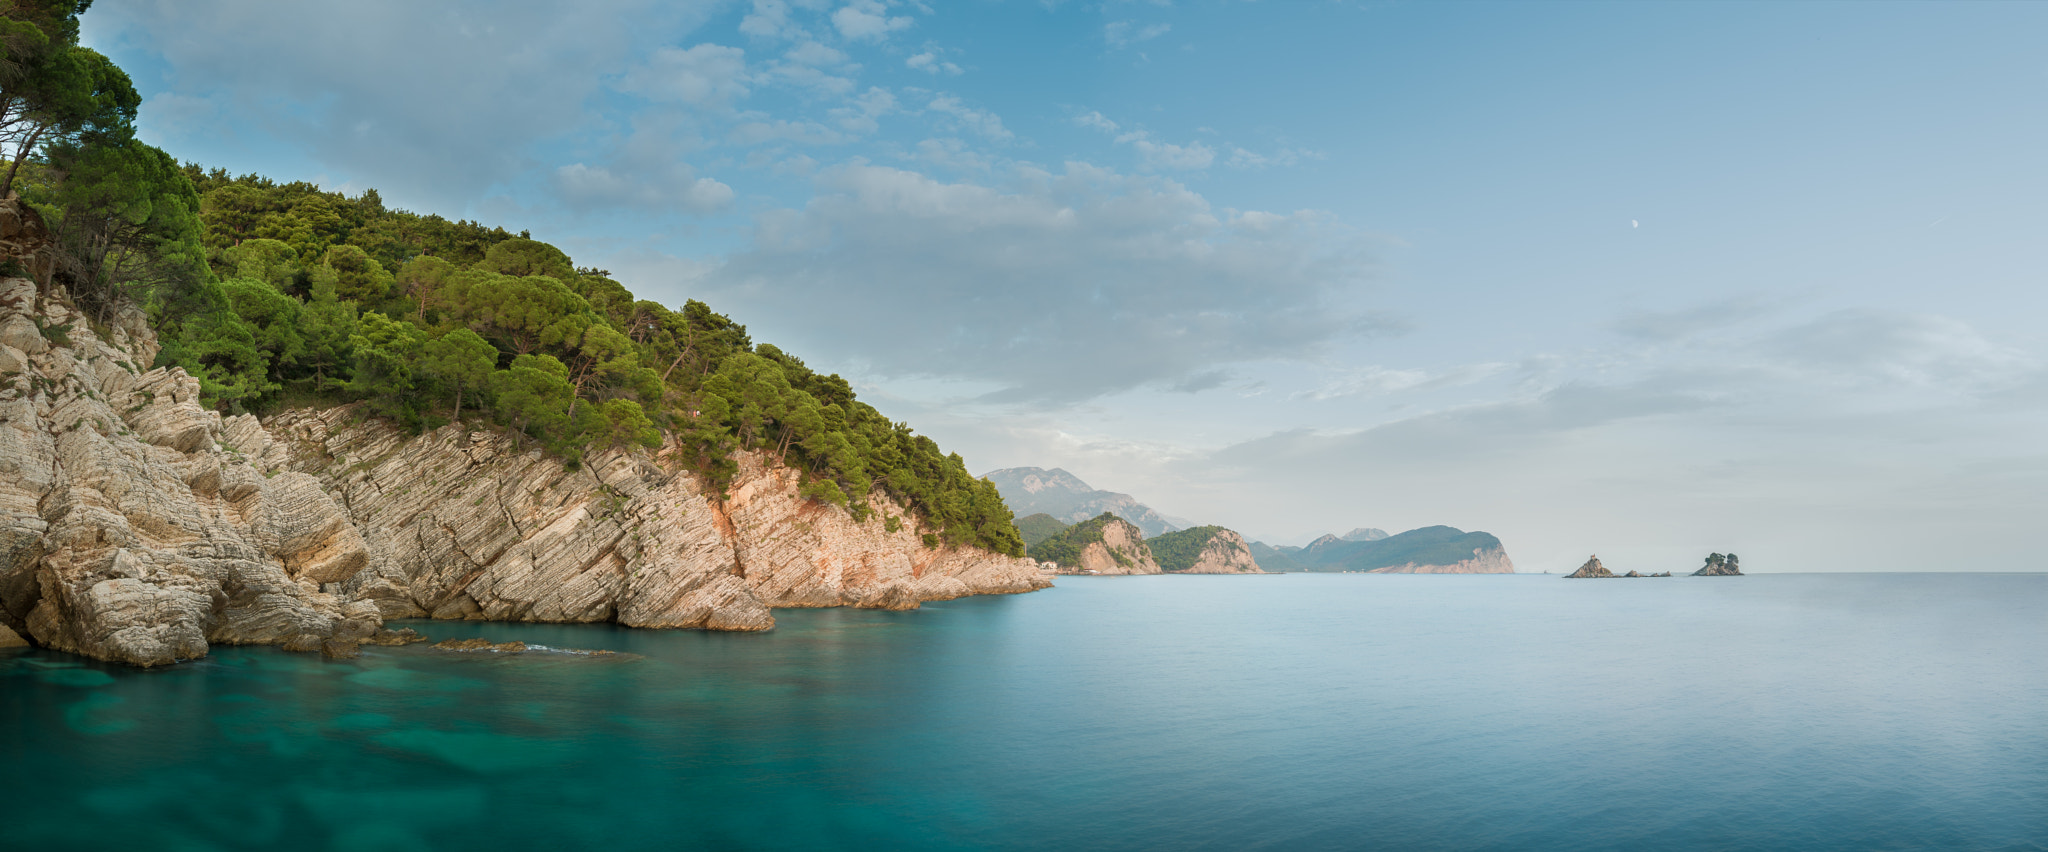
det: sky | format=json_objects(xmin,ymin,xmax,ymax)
[{"xmin": 80, "ymin": 0, "xmax": 2048, "ymax": 572}]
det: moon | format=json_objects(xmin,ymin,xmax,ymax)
[{"xmin": 1631, "ymin": 219, "xmax": 1639, "ymax": 228}]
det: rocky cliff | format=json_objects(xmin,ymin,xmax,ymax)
[
  {"xmin": 0, "ymin": 208, "xmax": 1048, "ymax": 665},
  {"xmin": 1149, "ymin": 526, "xmax": 1266, "ymax": 574},
  {"xmin": 269, "ymin": 408, "xmax": 1049, "ymax": 628},
  {"xmin": 1027, "ymin": 513, "xmax": 1161, "ymax": 575}
]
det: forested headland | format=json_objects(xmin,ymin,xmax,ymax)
[{"xmin": 0, "ymin": 1, "xmax": 1022, "ymax": 556}]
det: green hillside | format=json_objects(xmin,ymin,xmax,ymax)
[
  {"xmin": 1027, "ymin": 512, "xmax": 1128, "ymax": 569},
  {"xmin": 1247, "ymin": 541, "xmax": 1309, "ymax": 573},
  {"xmin": 1148, "ymin": 526, "xmax": 1227, "ymax": 573},
  {"xmin": 0, "ymin": 3, "xmax": 1020, "ymax": 556},
  {"xmin": 1016, "ymin": 513, "xmax": 1071, "ymax": 549},
  {"xmin": 1297, "ymin": 526, "xmax": 1501, "ymax": 572}
]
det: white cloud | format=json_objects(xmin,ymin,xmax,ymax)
[
  {"xmin": 553, "ymin": 162, "xmax": 734, "ymax": 212},
  {"xmin": 619, "ymin": 44, "xmax": 752, "ymax": 109},
  {"xmin": 727, "ymin": 116, "xmax": 847, "ymax": 146},
  {"xmin": 926, "ymin": 94, "xmax": 1011, "ymax": 142},
  {"xmin": 88, "ymin": 0, "xmax": 726, "ymax": 212},
  {"xmin": 1298, "ymin": 363, "xmax": 1512, "ymax": 401},
  {"xmin": 1121, "ymin": 133, "xmax": 1213, "ymax": 170},
  {"xmin": 1760, "ymin": 310, "xmax": 2036, "ymax": 393},
  {"xmin": 911, "ymin": 137, "xmax": 995, "ymax": 173},
  {"xmin": 1077, "ymin": 109, "xmax": 1214, "ymax": 171},
  {"xmin": 833, "ymin": 0, "xmax": 913, "ymax": 42},
  {"xmin": 828, "ymin": 86, "xmax": 897, "ymax": 134},
  {"xmin": 740, "ymin": 0, "xmax": 807, "ymax": 40},
  {"xmin": 1075, "ymin": 111, "xmax": 1119, "ymax": 133},
  {"xmin": 1226, "ymin": 146, "xmax": 1318, "ymax": 169},
  {"xmin": 783, "ymin": 40, "xmax": 850, "ymax": 67},
  {"xmin": 906, "ymin": 51, "xmax": 963, "ymax": 75},
  {"xmin": 1104, "ymin": 20, "xmax": 1171, "ymax": 49},
  {"xmin": 690, "ymin": 161, "xmax": 1374, "ymax": 401}
]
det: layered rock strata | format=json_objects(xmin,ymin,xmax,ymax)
[{"xmin": 269, "ymin": 408, "xmax": 1049, "ymax": 630}]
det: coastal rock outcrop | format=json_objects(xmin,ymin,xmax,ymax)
[
  {"xmin": 0, "ymin": 271, "xmax": 376, "ymax": 666},
  {"xmin": 1693, "ymin": 553, "xmax": 1743, "ymax": 576},
  {"xmin": 0, "ymin": 203, "xmax": 1049, "ymax": 665},
  {"xmin": 1565, "ymin": 556, "xmax": 1673, "ymax": 578},
  {"xmin": 266, "ymin": 410, "xmax": 1048, "ymax": 630},
  {"xmin": 1027, "ymin": 513, "xmax": 1161, "ymax": 575},
  {"xmin": 1149, "ymin": 526, "xmax": 1267, "ymax": 574},
  {"xmin": 1565, "ymin": 556, "xmax": 1614, "ymax": 578}
]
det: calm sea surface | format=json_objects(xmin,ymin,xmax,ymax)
[{"xmin": 2, "ymin": 573, "xmax": 2044, "ymax": 851}]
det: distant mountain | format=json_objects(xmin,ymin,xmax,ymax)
[
  {"xmin": 1246, "ymin": 541, "xmax": 1308, "ymax": 574},
  {"xmin": 1256, "ymin": 526, "xmax": 1515, "ymax": 574},
  {"xmin": 1015, "ymin": 513, "xmax": 1071, "ymax": 549},
  {"xmin": 1341, "ymin": 527, "xmax": 1389, "ymax": 542},
  {"xmin": 983, "ymin": 467, "xmax": 1182, "ymax": 537}
]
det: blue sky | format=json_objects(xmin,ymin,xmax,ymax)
[{"xmin": 82, "ymin": 1, "xmax": 2048, "ymax": 571}]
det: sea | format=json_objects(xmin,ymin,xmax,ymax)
[{"xmin": 2, "ymin": 573, "xmax": 2043, "ymax": 851}]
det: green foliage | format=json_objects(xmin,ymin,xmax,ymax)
[
  {"xmin": 345, "ymin": 311, "xmax": 429, "ymax": 425},
  {"xmin": 1246, "ymin": 541, "xmax": 1306, "ymax": 573},
  {"xmin": 154, "ymin": 278, "xmax": 274, "ymax": 409},
  {"xmin": 221, "ymin": 238, "xmax": 299, "ymax": 290},
  {"xmin": 323, "ymin": 243, "xmax": 392, "ymax": 304},
  {"xmin": 0, "ymin": 23, "xmax": 1027, "ymax": 554},
  {"xmin": 1291, "ymin": 526, "xmax": 1503, "ymax": 573},
  {"xmin": 596, "ymin": 398, "xmax": 661, "ymax": 451},
  {"xmin": 417, "ymin": 327, "xmax": 494, "ymax": 421},
  {"xmin": 1015, "ymin": 513, "xmax": 1070, "ymax": 549},
  {"xmin": 1148, "ymin": 526, "xmax": 1227, "ymax": 572},
  {"xmin": 1026, "ymin": 512, "xmax": 1128, "ymax": 568},
  {"xmin": 35, "ymin": 135, "xmax": 209, "ymax": 326},
  {"xmin": 490, "ymin": 353, "xmax": 575, "ymax": 450}
]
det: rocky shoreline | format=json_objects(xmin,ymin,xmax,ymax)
[{"xmin": 0, "ymin": 233, "xmax": 1049, "ymax": 666}]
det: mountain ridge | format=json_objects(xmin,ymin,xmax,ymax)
[{"xmin": 983, "ymin": 467, "xmax": 1183, "ymax": 537}]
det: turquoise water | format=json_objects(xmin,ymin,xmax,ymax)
[{"xmin": 2, "ymin": 573, "xmax": 2044, "ymax": 850}]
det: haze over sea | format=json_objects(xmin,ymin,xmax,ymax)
[{"xmin": 4, "ymin": 574, "xmax": 2043, "ymax": 851}]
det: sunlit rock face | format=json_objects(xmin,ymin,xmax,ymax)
[
  {"xmin": 0, "ymin": 272, "xmax": 377, "ymax": 666},
  {"xmin": 273, "ymin": 412, "xmax": 1051, "ymax": 631},
  {"xmin": 1157, "ymin": 527, "xmax": 1267, "ymax": 574}
]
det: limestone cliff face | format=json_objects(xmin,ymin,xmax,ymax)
[
  {"xmin": 0, "ymin": 204, "xmax": 1048, "ymax": 666},
  {"xmin": 270, "ymin": 408, "xmax": 1050, "ymax": 628},
  {"xmin": 1065, "ymin": 517, "xmax": 1160, "ymax": 575},
  {"xmin": 0, "ymin": 275, "xmax": 379, "ymax": 666},
  {"xmin": 1178, "ymin": 528, "xmax": 1265, "ymax": 574},
  {"xmin": 1369, "ymin": 546, "xmax": 1516, "ymax": 575},
  {"xmin": 1153, "ymin": 527, "xmax": 1266, "ymax": 574}
]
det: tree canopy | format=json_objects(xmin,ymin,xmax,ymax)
[{"xmin": 0, "ymin": 2, "xmax": 1024, "ymax": 556}]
